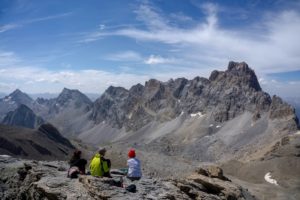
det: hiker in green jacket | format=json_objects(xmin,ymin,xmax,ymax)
[{"xmin": 89, "ymin": 147, "xmax": 111, "ymax": 177}]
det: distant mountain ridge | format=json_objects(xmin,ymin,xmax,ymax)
[
  {"xmin": 2, "ymin": 104, "xmax": 45, "ymax": 129},
  {"xmin": 0, "ymin": 89, "xmax": 34, "ymax": 121}
]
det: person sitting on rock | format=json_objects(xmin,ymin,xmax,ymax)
[
  {"xmin": 68, "ymin": 150, "xmax": 87, "ymax": 178},
  {"xmin": 89, "ymin": 147, "xmax": 111, "ymax": 177},
  {"xmin": 126, "ymin": 148, "xmax": 142, "ymax": 181}
]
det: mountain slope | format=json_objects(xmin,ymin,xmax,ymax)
[
  {"xmin": 79, "ymin": 61, "xmax": 299, "ymax": 163},
  {"xmin": 0, "ymin": 123, "xmax": 74, "ymax": 160},
  {"xmin": 2, "ymin": 104, "xmax": 45, "ymax": 129},
  {"xmin": 34, "ymin": 88, "xmax": 93, "ymax": 137}
]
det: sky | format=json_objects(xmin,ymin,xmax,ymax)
[{"xmin": 0, "ymin": 0, "xmax": 299, "ymax": 97}]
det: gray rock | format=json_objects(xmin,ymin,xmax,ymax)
[{"xmin": 0, "ymin": 157, "xmax": 254, "ymax": 200}]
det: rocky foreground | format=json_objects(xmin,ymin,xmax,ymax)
[{"xmin": 0, "ymin": 155, "xmax": 255, "ymax": 200}]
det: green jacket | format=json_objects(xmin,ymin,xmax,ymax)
[{"xmin": 89, "ymin": 153, "xmax": 110, "ymax": 176}]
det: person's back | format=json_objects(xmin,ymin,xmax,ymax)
[
  {"xmin": 68, "ymin": 150, "xmax": 87, "ymax": 178},
  {"xmin": 89, "ymin": 148, "xmax": 111, "ymax": 177},
  {"xmin": 90, "ymin": 153, "xmax": 102, "ymax": 176},
  {"xmin": 127, "ymin": 149, "xmax": 142, "ymax": 181}
]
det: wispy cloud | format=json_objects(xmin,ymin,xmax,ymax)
[
  {"xmin": 0, "ymin": 24, "xmax": 21, "ymax": 33},
  {"xmin": 0, "ymin": 12, "xmax": 72, "ymax": 33},
  {"xmin": 0, "ymin": 51, "xmax": 21, "ymax": 66},
  {"xmin": 81, "ymin": 2, "xmax": 300, "ymax": 73},
  {"xmin": 24, "ymin": 12, "xmax": 73, "ymax": 24}
]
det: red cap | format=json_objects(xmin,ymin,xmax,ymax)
[{"xmin": 128, "ymin": 149, "xmax": 136, "ymax": 158}]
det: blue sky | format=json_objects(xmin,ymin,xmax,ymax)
[{"xmin": 0, "ymin": 0, "xmax": 299, "ymax": 97}]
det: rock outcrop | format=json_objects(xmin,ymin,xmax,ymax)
[{"xmin": 0, "ymin": 156, "xmax": 255, "ymax": 200}]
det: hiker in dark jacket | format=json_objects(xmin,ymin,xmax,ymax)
[{"xmin": 69, "ymin": 150, "xmax": 87, "ymax": 175}]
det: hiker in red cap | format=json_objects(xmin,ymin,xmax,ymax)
[{"xmin": 127, "ymin": 148, "xmax": 142, "ymax": 181}]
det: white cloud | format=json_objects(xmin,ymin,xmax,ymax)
[
  {"xmin": 82, "ymin": 2, "xmax": 300, "ymax": 74},
  {"xmin": 144, "ymin": 55, "xmax": 174, "ymax": 65},
  {"xmin": 258, "ymin": 75, "xmax": 300, "ymax": 97},
  {"xmin": 105, "ymin": 51, "xmax": 142, "ymax": 61},
  {"xmin": 99, "ymin": 24, "xmax": 106, "ymax": 30},
  {"xmin": 0, "ymin": 65, "xmax": 145, "ymax": 93}
]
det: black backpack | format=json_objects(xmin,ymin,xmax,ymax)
[{"xmin": 126, "ymin": 184, "xmax": 136, "ymax": 193}]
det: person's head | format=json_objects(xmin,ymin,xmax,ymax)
[
  {"xmin": 73, "ymin": 150, "xmax": 81, "ymax": 159},
  {"xmin": 98, "ymin": 147, "xmax": 106, "ymax": 156},
  {"xmin": 128, "ymin": 148, "xmax": 136, "ymax": 158}
]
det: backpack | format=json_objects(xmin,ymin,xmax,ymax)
[
  {"xmin": 125, "ymin": 184, "xmax": 136, "ymax": 193},
  {"xmin": 68, "ymin": 166, "xmax": 80, "ymax": 178}
]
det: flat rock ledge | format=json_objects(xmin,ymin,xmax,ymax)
[{"xmin": 0, "ymin": 156, "xmax": 255, "ymax": 199}]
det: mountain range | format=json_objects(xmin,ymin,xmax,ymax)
[{"xmin": 0, "ymin": 61, "xmax": 299, "ymax": 199}]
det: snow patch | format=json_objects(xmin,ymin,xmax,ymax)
[
  {"xmin": 128, "ymin": 113, "xmax": 132, "ymax": 119},
  {"xmin": 264, "ymin": 172, "xmax": 278, "ymax": 185},
  {"xmin": 180, "ymin": 111, "xmax": 184, "ymax": 116},
  {"xmin": 8, "ymin": 101, "xmax": 15, "ymax": 105},
  {"xmin": 216, "ymin": 125, "xmax": 221, "ymax": 128},
  {"xmin": 4, "ymin": 96, "xmax": 12, "ymax": 102},
  {"xmin": 0, "ymin": 155, "xmax": 11, "ymax": 158},
  {"xmin": 209, "ymin": 124, "xmax": 214, "ymax": 127},
  {"xmin": 190, "ymin": 112, "xmax": 204, "ymax": 118},
  {"xmin": 178, "ymin": 100, "xmax": 181, "ymax": 103}
]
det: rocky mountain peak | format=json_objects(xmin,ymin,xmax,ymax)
[
  {"xmin": 6, "ymin": 89, "xmax": 33, "ymax": 104},
  {"xmin": 145, "ymin": 79, "xmax": 161, "ymax": 88},
  {"xmin": 105, "ymin": 86, "xmax": 129, "ymax": 98},
  {"xmin": 2, "ymin": 104, "xmax": 44, "ymax": 129},
  {"xmin": 129, "ymin": 83, "xmax": 144, "ymax": 96},
  {"xmin": 227, "ymin": 61, "xmax": 249, "ymax": 71},
  {"xmin": 227, "ymin": 61, "xmax": 261, "ymax": 91},
  {"xmin": 11, "ymin": 88, "xmax": 22, "ymax": 95},
  {"xmin": 56, "ymin": 88, "xmax": 92, "ymax": 107},
  {"xmin": 209, "ymin": 61, "xmax": 261, "ymax": 91}
]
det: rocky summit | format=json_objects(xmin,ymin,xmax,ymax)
[
  {"xmin": 0, "ymin": 155, "xmax": 254, "ymax": 200},
  {"xmin": 0, "ymin": 89, "xmax": 34, "ymax": 121}
]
